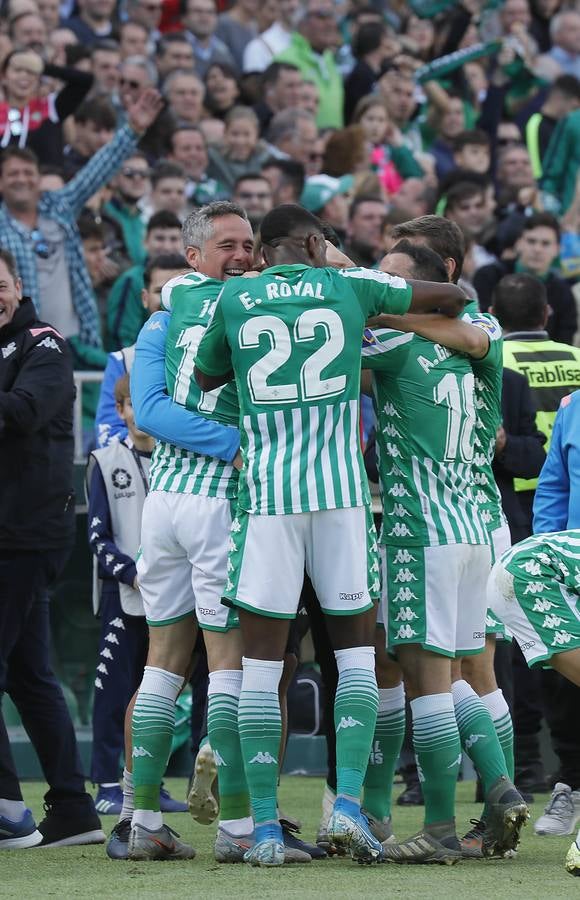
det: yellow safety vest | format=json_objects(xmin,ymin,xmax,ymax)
[
  {"xmin": 525, "ymin": 112, "xmax": 543, "ymax": 180},
  {"xmin": 503, "ymin": 335, "xmax": 580, "ymax": 490}
]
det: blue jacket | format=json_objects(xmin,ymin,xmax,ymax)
[
  {"xmin": 533, "ymin": 390, "xmax": 580, "ymax": 532},
  {"xmin": 131, "ymin": 311, "xmax": 239, "ymax": 460},
  {"xmin": 95, "ymin": 350, "xmax": 129, "ymax": 448}
]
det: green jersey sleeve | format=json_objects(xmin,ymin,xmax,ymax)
[
  {"xmin": 338, "ymin": 267, "xmax": 412, "ymax": 317},
  {"xmin": 194, "ymin": 292, "xmax": 232, "ymax": 376},
  {"xmin": 463, "ymin": 312, "xmax": 503, "ymax": 373},
  {"xmin": 361, "ymin": 327, "xmax": 414, "ymax": 370}
]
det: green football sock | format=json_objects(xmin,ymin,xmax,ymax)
[
  {"xmin": 411, "ymin": 692, "xmax": 461, "ymax": 827},
  {"xmin": 238, "ymin": 657, "xmax": 283, "ymax": 827},
  {"xmin": 481, "ymin": 688, "xmax": 515, "ymax": 781},
  {"xmin": 207, "ymin": 669, "xmax": 251, "ymax": 822},
  {"xmin": 452, "ymin": 680, "xmax": 508, "ymax": 795},
  {"xmin": 334, "ymin": 647, "xmax": 379, "ymax": 800},
  {"xmin": 363, "ymin": 684, "xmax": 405, "ymax": 819},
  {"xmin": 132, "ymin": 666, "xmax": 183, "ymax": 812}
]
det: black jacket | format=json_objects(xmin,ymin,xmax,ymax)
[
  {"xmin": 0, "ymin": 298, "xmax": 75, "ymax": 550},
  {"xmin": 474, "ymin": 259, "xmax": 578, "ymax": 346},
  {"xmin": 493, "ymin": 367, "xmax": 546, "ymax": 541}
]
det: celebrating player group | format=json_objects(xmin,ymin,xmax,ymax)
[{"xmin": 110, "ymin": 200, "xmax": 580, "ymax": 876}]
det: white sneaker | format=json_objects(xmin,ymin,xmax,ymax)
[{"xmin": 534, "ymin": 783, "xmax": 580, "ymax": 836}]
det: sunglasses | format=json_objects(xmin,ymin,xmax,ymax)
[
  {"xmin": 120, "ymin": 78, "xmax": 143, "ymax": 90},
  {"xmin": 31, "ymin": 228, "xmax": 53, "ymax": 260},
  {"xmin": 121, "ymin": 168, "xmax": 150, "ymax": 179},
  {"xmin": 236, "ymin": 191, "xmax": 271, "ymax": 200}
]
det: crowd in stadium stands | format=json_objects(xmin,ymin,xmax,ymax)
[{"xmin": 5, "ymin": 0, "xmax": 580, "ymax": 870}]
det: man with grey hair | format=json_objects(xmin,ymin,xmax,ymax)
[
  {"xmin": 545, "ymin": 11, "xmax": 580, "ymax": 80},
  {"xmin": 163, "ymin": 70, "xmax": 205, "ymax": 126},
  {"xmin": 116, "ymin": 202, "xmax": 316, "ymax": 864},
  {"xmin": 267, "ymin": 107, "xmax": 319, "ymax": 168}
]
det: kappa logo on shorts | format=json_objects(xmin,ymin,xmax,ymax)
[
  {"xmin": 396, "ymin": 624, "xmax": 418, "ymax": 640},
  {"xmin": 389, "ymin": 523, "xmax": 413, "ymax": 538},
  {"xmin": 198, "ymin": 607, "xmax": 216, "ymax": 616},
  {"xmin": 551, "ymin": 631, "xmax": 572, "ymax": 647},
  {"xmin": 393, "ymin": 587, "xmax": 419, "ymax": 603},
  {"xmin": 532, "ymin": 598, "xmax": 556, "ymax": 613},
  {"xmin": 472, "ymin": 631, "xmax": 485, "ymax": 639},
  {"xmin": 521, "ymin": 640, "xmax": 536, "ymax": 651},
  {"xmin": 520, "ymin": 559, "xmax": 542, "ymax": 576},
  {"xmin": 394, "ymin": 568, "xmax": 417, "ymax": 584},
  {"xmin": 395, "ymin": 607, "xmax": 418, "ymax": 623},
  {"xmin": 393, "ymin": 549, "xmax": 416, "ymax": 565},
  {"xmin": 542, "ymin": 614, "xmax": 567, "ymax": 629},
  {"xmin": 523, "ymin": 581, "xmax": 547, "ymax": 595},
  {"xmin": 339, "ymin": 591, "xmax": 364, "ymax": 601},
  {"xmin": 112, "ymin": 468, "xmax": 132, "ymax": 490}
]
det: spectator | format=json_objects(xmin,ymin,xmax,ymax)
[
  {"xmin": 353, "ymin": 95, "xmax": 424, "ymax": 191},
  {"xmin": 428, "ymin": 93, "xmax": 468, "ymax": 181},
  {"xmin": 207, "ymin": 105, "xmax": 270, "ymax": 191},
  {"xmin": 444, "ymin": 180, "xmax": 496, "ymax": 270},
  {"xmin": 95, "ymin": 252, "xmax": 187, "ymax": 447},
  {"xmin": 343, "ymin": 194, "xmax": 386, "ymax": 267},
  {"xmin": 276, "ymin": 0, "xmax": 343, "ymax": 128},
  {"xmin": 475, "ymin": 213, "xmax": 578, "ymax": 345},
  {"xmin": 91, "ymin": 39, "xmax": 121, "ymax": 94},
  {"xmin": 79, "ymin": 215, "xmax": 120, "ymax": 336},
  {"xmin": 182, "ymin": 0, "xmax": 237, "ymax": 79},
  {"xmin": 0, "ymin": 86, "xmax": 162, "ymax": 377},
  {"xmin": 389, "ymin": 177, "xmax": 435, "ymax": 219},
  {"xmin": 204, "ymin": 61, "xmax": 241, "ymax": 119},
  {"xmin": 232, "ymin": 172, "xmax": 273, "ymax": 228},
  {"xmin": 298, "ymin": 78, "xmax": 319, "ymax": 117},
  {"xmin": 155, "ymin": 33, "xmax": 195, "ymax": 81},
  {"xmin": 63, "ymin": 97, "xmax": 117, "ymax": 179},
  {"xmin": 67, "ymin": 0, "xmax": 116, "ymax": 47},
  {"xmin": 0, "ymin": 49, "xmax": 93, "ymax": 166},
  {"xmin": 541, "ymin": 108, "xmax": 580, "ymax": 213},
  {"xmin": 8, "ymin": 12, "xmax": 47, "ymax": 53},
  {"xmin": 0, "ymin": 248, "xmax": 104, "ymax": 849},
  {"xmin": 102, "ymin": 151, "xmax": 149, "ymax": 266},
  {"xmin": 254, "ymin": 61, "xmax": 302, "ymax": 133},
  {"xmin": 322, "ymin": 124, "xmax": 368, "ymax": 177},
  {"xmin": 124, "ymin": 0, "xmax": 163, "ymax": 42},
  {"xmin": 37, "ymin": 0, "xmax": 62, "ymax": 33},
  {"xmin": 543, "ymin": 11, "xmax": 580, "ymax": 80},
  {"xmin": 377, "ymin": 67, "xmax": 419, "ymax": 153},
  {"xmin": 344, "ymin": 21, "xmax": 388, "ymax": 124},
  {"xmin": 166, "ymin": 125, "xmax": 228, "ymax": 205},
  {"xmin": 216, "ymin": 0, "xmax": 258, "ymax": 72},
  {"xmin": 452, "ymin": 129, "xmax": 491, "ymax": 175},
  {"xmin": 106, "ymin": 210, "xmax": 182, "ymax": 350},
  {"xmin": 497, "ymin": 143, "xmax": 536, "ymax": 205},
  {"xmin": 243, "ymin": 0, "xmax": 300, "ymax": 73},
  {"xmin": 266, "ymin": 106, "xmax": 318, "ymax": 167},
  {"xmin": 163, "ymin": 69, "xmax": 205, "ymax": 125},
  {"xmin": 261, "ymin": 155, "xmax": 305, "ymax": 203},
  {"xmin": 300, "ymin": 173, "xmax": 351, "ymax": 241},
  {"xmin": 148, "ymin": 162, "xmax": 188, "ymax": 220},
  {"xmin": 523, "ymin": 75, "xmax": 580, "ymax": 179},
  {"xmin": 119, "ymin": 20, "xmax": 149, "ymax": 60}
]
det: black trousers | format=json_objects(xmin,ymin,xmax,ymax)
[{"xmin": 0, "ymin": 548, "xmax": 93, "ymax": 811}]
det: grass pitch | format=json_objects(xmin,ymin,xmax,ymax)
[{"xmin": 0, "ymin": 778, "xmax": 574, "ymax": 899}]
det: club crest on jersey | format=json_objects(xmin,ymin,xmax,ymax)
[{"xmin": 362, "ymin": 328, "xmax": 376, "ymax": 345}]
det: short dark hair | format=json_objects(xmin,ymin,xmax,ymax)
[
  {"xmin": 261, "ymin": 61, "xmax": 300, "ymax": 89},
  {"xmin": 114, "ymin": 373, "xmax": 131, "ymax": 405},
  {"xmin": 551, "ymin": 74, "xmax": 580, "ymax": 101},
  {"xmin": 352, "ymin": 21, "xmax": 386, "ymax": 59},
  {"xmin": 387, "ymin": 239, "xmax": 449, "ymax": 283},
  {"xmin": 390, "ymin": 215, "xmax": 466, "ymax": 283},
  {"xmin": 348, "ymin": 195, "xmax": 385, "ymax": 221},
  {"xmin": 92, "ymin": 38, "xmax": 120, "ymax": 54},
  {"xmin": 0, "ymin": 145, "xmax": 39, "ymax": 174},
  {"xmin": 520, "ymin": 212, "xmax": 560, "ymax": 241},
  {"xmin": 66, "ymin": 45, "xmax": 91, "ymax": 66},
  {"xmin": 0, "ymin": 248, "xmax": 19, "ymax": 281},
  {"xmin": 151, "ymin": 162, "xmax": 186, "ymax": 187},
  {"xmin": 261, "ymin": 157, "xmax": 305, "ymax": 199},
  {"xmin": 146, "ymin": 210, "xmax": 182, "ymax": 233},
  {"xmin": 121, "ymin": 18, "xmax": 149, "ymax": 36},
  {"xmin": 444, "ymin": 181, "xmax": 484, "ymax": 213},
  {"xmin": 233, "ymin": 173, "xmax": 271, "ymax": 193},
  {"xmin": 453, "ymin": 129, "xmax": 491, "ymax": 154},
  {"xmin": 73, "ymin": 97, "xmax": 117, "ymax": 130},
  {"xmin": 260, "ymin": 204, "xmax": 322, "ymax": 246},
  {"xmin": 492, "ymin": 273, "xmax": 547, "ymax": 331},
  {"xmin": 79, "ymin": 216, "xmax": 106, "ymax": 242},
  {"xmin": 156, "ymin": 31, "xmax": 192, "ymax": 55},
  {"xmin": 143, "ymin": 252, "xmax": 188, "ymax": 287}
]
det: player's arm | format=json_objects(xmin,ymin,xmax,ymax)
[
  {"xmin": 340, "ymin": 267, "xmax": 464, "ymax": 320},
  {"xmin": 406, "ymin": 281, "xmax": 466, "ymax": 317},
  {"xmin": 533, "ymin": 397, "xmax": 571, "ymax": 533},
  {"xmin": 194, "ymin": 297, "xmax": 234, "ymax": 391},
  {"xmin": 367, "ymin": 313, "xmax": 490, "ymax": 358},
  {"xmin": 132, "ymin": 311, "xmax": 240, "ymax": 463}
]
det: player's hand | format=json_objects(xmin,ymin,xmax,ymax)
[
  {"xmin": 126, "ymin": 88, "xmax": 164, "ymax": 135},
  {"xmin": 232, "ymin": 451, "xmax": 243, "ymax": 470},
  {"xmin": 325, "ymin": 241, "xmax": 355, "ymax": 269}
]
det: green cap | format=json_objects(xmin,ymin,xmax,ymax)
[{"xmin": 300, "ymin": 174, "xmax": 354, "ymax": 213}]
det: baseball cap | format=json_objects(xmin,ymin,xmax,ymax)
[{"xmin": 300, "ymin": 174, "xmax": 354, "ymax": 213}]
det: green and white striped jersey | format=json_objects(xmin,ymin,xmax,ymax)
[
  {"xmin": 462, "ymin": 304, "xmax": 507, "ymax": 534},
  {"xmin": 362, "ymin": 326, "xmax": 488, "ymax": 546},
  {"xmin": 195, "ymin": 264, "xmax": 412, "ymax": 515},
  {"xmin": 148, "ymin": 271, "xmax": 239, "ymax": 499},
  {"xmin": 500, "ymin": 529, "xmax": 580, "ymax": 598}
]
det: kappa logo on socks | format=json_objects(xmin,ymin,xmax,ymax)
[
  {"xmin": 337, "ymin": 716, "xmax": 364, "ymax": 731},
  {"xmin": 133, "ymin": 746, "xmax": 153, "ymax": 758},
  {"xmin": 249, "ymin": 751, "xmax": 277, "ymax": 765}
]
